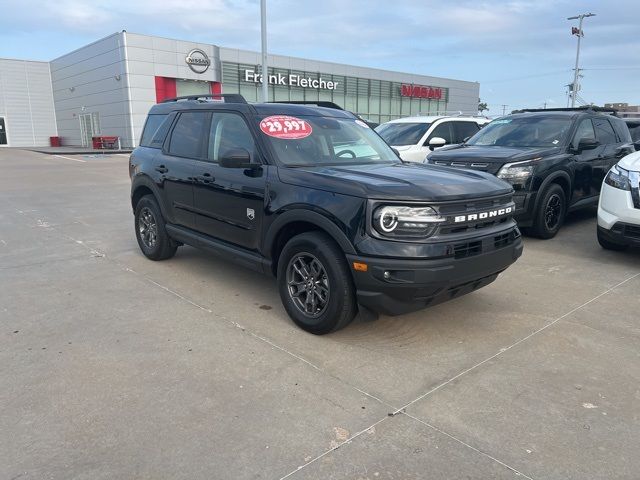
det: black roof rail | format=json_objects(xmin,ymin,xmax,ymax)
[
  {"xmin": 161, "ymin": 94, "xmax": 247, "ymax": 104},
  {"xmin": 268, "ymin": 100, "xmax": 345, "ymax": 110},
  {"xmin": 511, "ymin": 106, "xmax": 617, "ymax": 115}
]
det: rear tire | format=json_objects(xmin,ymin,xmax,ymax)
[
  {"xmin": 277, "ymin": 232, "xmax": 356, "ymax": 334},
  {"xmin": 597, "ymin": 228, "xmax": 628, "ymax": 251},
  {"xmin": 134, "ymin": 195, "xmax": 177, "ymax": 260},
  {"xmin": 531, "ymin": 184, "xmax": 566, "ymax": 239}
]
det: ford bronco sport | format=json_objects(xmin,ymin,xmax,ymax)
[{"xmin": 129, "ymin": 94, "xmax": 523, "ymax": 334}]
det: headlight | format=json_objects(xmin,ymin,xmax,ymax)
[
  {"xmin": 373, "ymin": 205, "xmax": 445, "ymax": 239},
  {"xmin": 604, "ymin": 164, "xmax": 631, "ymax": 191},
  {"xmin": 497, "ymin": 162, "xmax": 534, "ymax": 189}
]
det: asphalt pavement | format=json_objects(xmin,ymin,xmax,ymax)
[{"xmin": 1, "ymin": 149, "xmax": 639, "ymax": 479}]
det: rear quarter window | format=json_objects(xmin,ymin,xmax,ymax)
[
  {"xmin": 140, "ymin": 114, "xmax": 171, "ymax": 148},
  {"xmin": 611, "ymin": 118, "xmax": 632, "ymax": 143}
]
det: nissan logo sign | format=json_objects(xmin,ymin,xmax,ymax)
[{"xmin": 185, "ymin": 49, "xmax": 211, "ymax": 74}]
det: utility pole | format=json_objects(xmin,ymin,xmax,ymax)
[
  {"xmin": 567, "ymin": 12, "xmax": 595, "ymax": 108},
  {"xmin": 260, "ymin": 0, "xmax": 269, "ymax": 102},
  {"xmin": 501, "ymin": 104, "xmax": 508, "ymax": 116}
]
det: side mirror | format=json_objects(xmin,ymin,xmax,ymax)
[
  {"xmin": 428, "ymin": 137, "xmax": 446, "ymax": 151},
  {"xmin": 219, "ymin": 148, "xmax": 257, "ymax": 169},
  {"xmin": 575, "ymin": 138, "xmax": 599, "ymax": 152}
]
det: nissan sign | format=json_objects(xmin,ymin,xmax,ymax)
[{"xmin": 185, "ymin": 49, "xmax": 211, "ymax": 74}]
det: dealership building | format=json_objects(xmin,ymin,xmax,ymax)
[{"xmin": 0, "ymin": 31, "xmax": 480, "ymax": 148}]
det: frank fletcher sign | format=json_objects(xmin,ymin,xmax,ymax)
[{"xmin": 243, "ymin": 69, "xmax": 338, "ymax": 90}]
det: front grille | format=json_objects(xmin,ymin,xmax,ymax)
[
  {"xmin": 625, "ymin": 225, "xmax": 640, "ymax": 239},
  {"xmin": 453, "ymin": 241, "xmax": 482, "ymax": 259},
  {"xmin": 432, "ymin": 160, "xmax": 503, "ymax": 175},
  {"xmin": 437, "ymin": 194, "xmax": 515, "ymax": 236}
]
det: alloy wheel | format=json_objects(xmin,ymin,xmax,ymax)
[
  {"xmin": 544, "ymin": 193, "xmax": 562, "ymax": 230},
  {"xmin": 138, "ymin": 207, "xmax": 158, "ymax": 248},
  {"xmin": 286, "ymin": 253, "xmax": 330, "ymax": 318}
]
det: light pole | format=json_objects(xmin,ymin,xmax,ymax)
[
  {"xmin": 567, "ymin": 12, "xmax": 595, "ymax": 108},
  {"xmin": 260, "ymin": 0, "xmax": 269, "ymax": 103}
]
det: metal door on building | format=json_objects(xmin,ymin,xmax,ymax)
[
  {"xmin": 0, "ymin": 117, "xmax": 7, "ymax": 145},
  {"xmin": 79, "ymin": 113, "xmax": 101, "ymax": 147}
]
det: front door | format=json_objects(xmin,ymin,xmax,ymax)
[
  {"xmin": 0, "ymin": 117, "xmax": 7, "ymax": 145},
  {"xmin": 570, "ymin": 118, "xmax": 602, "ymax": 202},
  {"xmin": 192, "ymin": 111, "xmax": 266, "ymax": 252}
]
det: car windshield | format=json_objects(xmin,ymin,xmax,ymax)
[
  {"xmin": 375, "ymin": 122, "xmax": 431, "ymax": 146},
  {"xmin": 259, "ymin": 116, "xmax": 400, "ymax": 167},
  {"xmin": 467, "ymin": 116, "xmax": 572, "ymax": 148}
]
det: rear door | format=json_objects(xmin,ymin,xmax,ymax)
[
  {"xmin": 452, "ymin": 121, "xmax": 481, "ymax": 143},
  {"xmin": 592, "ymin": 116, "xmax": 621, "ymax": 193},
  {"xmin": 192, "ymin": 111, "xmax": 267, "ymax": 252},
  {"xmin": 156, "ymin": 111, "xmax": 209, "ymax": 229}
]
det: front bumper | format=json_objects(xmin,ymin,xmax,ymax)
[
  {"xmin": 513, "ymin": 191, "xmax": 536, "ymax": 227},
  {"xmin": 347, "ymin": 228, "xmax": 523, "ymax": 316}
]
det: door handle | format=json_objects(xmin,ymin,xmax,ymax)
[
  {"xmin": 155, "ymin": 165, "xmax": 168, "ymax": 174},
  {"xmin": 196, "ymin": 172, "xmax": 214, "ymax": 183}
]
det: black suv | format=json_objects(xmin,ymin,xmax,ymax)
[
  {"xmin": 427, "ymin": 108, "xmax": 634, "ymax": 238},
  {"xmin": 129, "ymin": 94, "xmax": 523, "ymax": 334}
]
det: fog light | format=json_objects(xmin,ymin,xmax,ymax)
[{"xmin": 383, "ymin": 271, "xmax": 391, "ymax": 279}]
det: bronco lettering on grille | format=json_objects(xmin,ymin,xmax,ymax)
[{"xmin": 454, "ymin": 206, "xmax": 513, "ymax": 223}]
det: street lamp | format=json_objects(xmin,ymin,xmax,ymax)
[
  {"xmin": 567, "ymin": 12, "xmax": 595, "ymax": 108},
  {"xmin": 260, "ymin": 0, "xmax": 269, "ymax": 103}
]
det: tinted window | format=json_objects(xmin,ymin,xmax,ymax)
[
  {"xmin": 375, "ymin": 122, "xmax": 431, "ymax": 146},
  {"xmin": 611, "ymin": 118, "xmax": 632, "ymax": 143},
  {"xmin": 467, "ymin": 116, "xmax": 572, "ymax": 148},
  {"xmin": 168, "ymin": 112, "xmax": 208, "ymax": 158},
  {"xmin": 593, "ymin": 118, "xmax": 617, "ymax": 144},
  {"xmin": 140, "ymin": 114, "xmax": 169, "ymax": 148},
  {"xmin": 572, "ymin": 119, "xmax": 595, "ymax": 148},
  {"xmin": 208, "ymin": 113, "xmax": 256, "ymax": 162},
  {"xmin": 427, "ymin": 122, "xmax": 454, "ymax": 144},
  {"xmin": 453, "ymin": 121, "xmax": 480, "ymax": 143},
  {"xmin": 626, "ymin": 121, "xmax": 640, "ymax": 142}
]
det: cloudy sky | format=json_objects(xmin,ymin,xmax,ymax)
[{"xmin": 1, "ymin": 0, "xmax": 638, "ymax": 113}]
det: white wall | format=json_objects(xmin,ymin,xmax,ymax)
[
  {"xmin": 0, "ymin": 59, "xmax": 57, "ymax": 147},
  {"xmin": 50, "ymin": 33, "xmax": 131, "ymax": 147}
]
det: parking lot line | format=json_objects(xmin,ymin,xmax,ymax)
[
  {"xmin": 391, "ymin": 270, "xmax": 640, "ymax": 417},
  {"xmin": 52, "ymin": 154, "xmax": 87, "ymax": 163}
]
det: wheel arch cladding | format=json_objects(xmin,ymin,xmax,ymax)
[
  {"xmin": 538, "ymin": 172, "xmax": 571, "ymax": 211},
  {"xmin": 266, "ymin": 212, "xmax": 356, "ymax": 277},
  {"xmin": 132, "ymin": 185, "xmax": 154, "ymax": 211}
]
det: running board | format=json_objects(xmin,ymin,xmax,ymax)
[{"xmin": 165, "ymin": 224, "xmax": 271, "ymax": 274}]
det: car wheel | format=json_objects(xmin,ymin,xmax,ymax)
[
  {"xmin": 531, "ymin": 184, "xmax": 566, "ymax": 239},
  {"xmin": 134, "ymin": 195, "xmax": 178, "ymax": 260},
  {"xmin": 277, "ymin": 232, "xmax": 356, "ymax": 334},
  {"xmin": 597, "ymin": 228, "xmax": 628, "ymax": 251}
]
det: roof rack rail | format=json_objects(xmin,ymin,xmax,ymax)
[
  {"xmin": 161, "ymin": 94, "xmax": 247, "ymax": 104},
  {"xmin": 268, "ymin": 100, "xmax": 344, "ymax": 110},
  {"xmin": 511, "ymin": 106, "xmax": 617, "ymax": 114}
]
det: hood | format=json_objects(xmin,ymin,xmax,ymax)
[
  {"xmin": 277, "ymin": 162, "xmax": 513, "ymax": 201},
  {"xmin": 428, "ymin": 145, "xmax": 564, "ymax": 174},
  {"xmin": 618, "ymin": 151, "xmax": 640, "ymax": 172}
]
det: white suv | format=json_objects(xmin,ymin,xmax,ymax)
[
  {"xmin": 375, "ymin": 115, "xmax": 490, "ymax": 163},
  {"xmin": 597, "ymin": 150, "xmax": 640, "ymax": 250}
]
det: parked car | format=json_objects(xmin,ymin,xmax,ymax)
[
  {"xmin": 375, "ymin": 115, "xmax": 490, "ymax": 162},
  {"xmin": 597, "ymin": 150, "xmax": 640, "ymax": 250},
  {"xmin": 426, "ymin": 108, "xmax": 634, "ymax": 238},
  {"xmin": 623, "ymin": 117, "xmax": 640, "ymax": 145},
  {"xmin": 129, "ymin": 94, "xmax": 523, "ymax": 334}
]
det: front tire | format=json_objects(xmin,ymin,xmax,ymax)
[
  {"xmin": 134, "ymin": 195, "xmax": 177, "ymax": 260},
  {"xmin": 531, "ymin": 184, "xmax": 566, "ymax": 239},
  {"xmin": 277, "ymin": 232, "xmax": 356, "ymax": 334}
]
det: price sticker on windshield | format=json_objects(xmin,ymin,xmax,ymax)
[{"xmin": 260, "ymin": 115, "xmax": 312, "ymax": 139}]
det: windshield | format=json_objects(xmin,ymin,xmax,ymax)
[
  {"xmin": 467, "ymin": 116, "xmax": 572, "ymax": 148},
  {"xmin": 259, "ymin": 115, "xmax": 400, "ymax": 167},
  {"xmin": 375, "ymin": 122, "xmax": 431, "ymax": 146}
]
